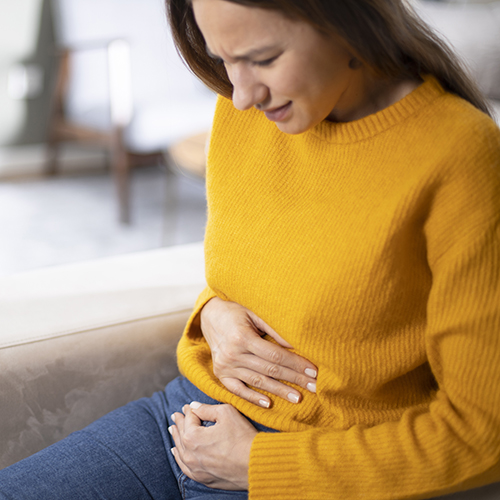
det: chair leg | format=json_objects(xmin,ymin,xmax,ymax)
[
  {"xmin": 45, "ymin": 50, "xmax": 70, "ymax": 177},
  {"xmin": 162, "ymin": 163, "xmax": 180, "ymax": 246},
  {"xmin": 111, "ymin": 127, "xmax": 131, "ymax": 224},
  {"xmin": 45, "ymin": 139, "xmax": 59, "ymax": 176}
]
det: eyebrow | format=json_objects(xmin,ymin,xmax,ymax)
[{"xmin": 206, "ymin": 45, "xmax": 278, "ymax": 62}]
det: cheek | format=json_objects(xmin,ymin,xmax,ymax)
[{"xmin": 268, "ymin": 58, "xmax": 311, "ymax": 98}]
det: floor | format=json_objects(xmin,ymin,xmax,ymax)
[{"xmin": 0, "ymin": 165, "xmax": 207, "ymax": 277}]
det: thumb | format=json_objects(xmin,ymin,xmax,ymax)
[
  {"xmin": 248, "ymin": 312, "xmax": 294, "ymax": 349},
  {"xmin": 189, "ymin": 401, "xmax": 218, "ymax": 422}
]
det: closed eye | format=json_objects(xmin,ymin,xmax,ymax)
[
  {"xmin": 253, "ymin": 56, "xmax": 279, "ymax": 67},
  {"xmin": 212, "ymin": 56, "xmax": 276, "ymax": 68}
]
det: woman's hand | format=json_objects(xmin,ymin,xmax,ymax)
[
  {"xmin": 200, "ymin": 297, "xmax": 317, "ymax": 408},
  {"xmin": 169, "ymin": 402, "xmax": 257, "ymax": 490}
]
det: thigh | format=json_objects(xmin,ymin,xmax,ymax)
[
  {"xmin": 0, "ymin": 398, "xmax": 180, "ymax": 500},
  {"xmin": 0, "ymin": 377, "xmax": 273, "ymax": 500}
]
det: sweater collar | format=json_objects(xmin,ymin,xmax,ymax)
[{"xmin": 310, "ymin": 75, "xmax": 445, "ymax": 144}]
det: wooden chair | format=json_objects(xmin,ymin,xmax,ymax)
[
  {"xmin": 48, "ymin": 0, "xmax": 216, "ymax": 224},
  {"xmin": 46, "ymin": 41, "xmax": 164, "ymax": 224},
  {"xmin": 167, "ymin": 132, "xmax": 209, "ymax": 180}
]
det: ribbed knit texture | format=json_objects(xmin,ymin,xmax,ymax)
[{"xmin": 177, "ymin": 77, "xmax": 500, "ymax": 499}]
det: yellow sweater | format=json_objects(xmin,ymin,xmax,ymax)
[{"xmin": 177, "ymin": 77, "xmax": 500, "ymax": 499}]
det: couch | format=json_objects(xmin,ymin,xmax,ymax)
[
  {"xmin": 2, "ymin": 242, "xmax": 500, "ymax": 499},
  {"xmin": 1, "ymin": 0, "xmax": 500, "ymax": 496},
  {"xmin": 0, "ymin": 242, "xmax": 206, "ymax": 469}
]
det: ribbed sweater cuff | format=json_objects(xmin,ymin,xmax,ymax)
[
  {"xmin": 184, "ymin": 286, "xmax": 217, "ymax": 340},
  {"xmin": 249, "ymin": 431, "xmax": 307, "ymax": 500},
  {"xmin": 177, "ymin": 286, "xmax": 218, "ymax": 376}
]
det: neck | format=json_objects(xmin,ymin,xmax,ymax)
[{"xmin": 328, "ymin": 71, "xmax": 423, "ymax": 123}]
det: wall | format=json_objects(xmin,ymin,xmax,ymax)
[
  {"xmin": 0, "ymin": 0, "xmax": 497, "ymax": 178},
  {"xmin": 0, "ymin": 0, "xmax": 55, "ymax": 146},
  {"xmin": 0, "ymin": 0, "xmax": 108, "ymax": 179}
]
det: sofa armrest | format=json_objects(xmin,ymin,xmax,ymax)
[{"xmin": 0, "ymin": 242, "xmax": 206, "ymax": 469}]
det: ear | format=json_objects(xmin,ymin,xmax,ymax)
[{"xmin": 349, "ymin": 57, "xmax": 362, "ymax": 70}]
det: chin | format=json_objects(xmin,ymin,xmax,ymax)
[{"xmin": 275, "ymin": 120, "xmax": 310, "ymax": 135}]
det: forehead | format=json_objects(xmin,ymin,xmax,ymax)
[{"xmin": 192, "ymin": 0, "xmax": 303, "ymax": 54}]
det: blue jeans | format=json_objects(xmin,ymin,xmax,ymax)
[{"xmin": 0, "ymin": 377, "xmax": 277, "ymax": 500}]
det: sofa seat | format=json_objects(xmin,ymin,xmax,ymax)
[{"xmin": 0, "ymin": 241, "xmax": 205, "ymax": 469}]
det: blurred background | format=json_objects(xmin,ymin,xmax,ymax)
[
  {"xmin": 0, "ymin": 0, "xmax": 216, "ymax": 276},
  {"xmin": 0, "ymin": 0, "xmax": 499, "ymax": 277}
]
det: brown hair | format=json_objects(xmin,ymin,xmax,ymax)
[{"xmin": 166, "ymin": 0, "xmax": 492, "ymax": 117}]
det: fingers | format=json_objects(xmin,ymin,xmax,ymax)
[
  {"xmin": 169, "ymin": 403, "xmax": 256, "ymax": 490},
  {"xmin": 221, "ymin": 368, "xmax": 315, "ymax": 408},
  {"xmin": 172, "ymin": 402, "xmax": 211, "ymax": 430},
  {"xmin": 169, "ymin": 404, "xmax": 203, "ymax": 460},
  {"xmin": 211, "ymin": 317, "xmax": 317, "ymax": 405},
  {"xmin": 223, "ymin": 368, "xmax": 308, "ymax": 404},
  {"xmin": 221, "ymin": 377, "xmax": 273, "ymax": 408},
  {"xmin": 248, "ymin": 310, "xmax": 293, "ymax": 348},
  {"xmin": 231, "ymin": 352, "xmax": 316, "ymax": 393},
  {"xmin": 246, "ymin": 335, "xmax": 317, "ymax": 386},
  {"xmin": 170, "ymin": 444, "xmax": 190, "ymax": 481},
  {"xmin": 169, "ymin": 413, "xmax": 183, "ymax": 459},
  {"xmin": 186, "ymin": 401, "xmax": 219, "ymax": 421},
  {"xmin": 200, "ymin": 297, "xmax": 318, "ymax": 406},
  {"xmin": 244, "ymin": 313, "xmax": 318, "ymax": 381},
  {"xmin": 169, "ymin": 408, "xmax": 203, "ymax": 485},
  {"xmin": 216, "ymin": 318, "xmax": 317, "ymax": 391},
  {"xmin": 252, "ymin": 345, "xmax": 317, "ymax": 387},
  {"xmin": 169, "ymin": 403, "xmax": 225, "ymax": 460},
  {"xmin": 169, "ymin": 410, "xmax": 186, "ymax": 446}
]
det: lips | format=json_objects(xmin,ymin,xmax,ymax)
[{"xmin": 263, "ymin": 101, "xmax": 292, "ymax": 122}]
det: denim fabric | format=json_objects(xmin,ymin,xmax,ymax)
[{"xmin": 0, "ymin": 377, "xmax": 277, "ymax": 500}]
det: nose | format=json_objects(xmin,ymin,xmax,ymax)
[{"xmin": 228, "ymin": 64, "xmax": 268, "ymax": 111}]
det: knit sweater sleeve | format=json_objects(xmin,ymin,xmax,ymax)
[
  {"xmin": 249, "ymin": 124, "xmax": 500, "ymax": 500},
  {"xmin": 176, "ymin": 286, "xmax": 218, "ymax": 372}
]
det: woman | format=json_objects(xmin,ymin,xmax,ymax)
[{"xmin": 1, "ymin": 0, "xmax": 499, "ymax": 498}]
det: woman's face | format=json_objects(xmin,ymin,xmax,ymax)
[{"xmin": 192, "ymin": 0, "xmax": 371, "ymax": 134}]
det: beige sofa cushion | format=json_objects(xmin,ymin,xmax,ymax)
[{"xmin": 0, "ymin": 242, "xmax": 206, "ymax": 469}]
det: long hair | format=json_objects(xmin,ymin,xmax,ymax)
[{"xmin": 166, "ymin": 0, "xmax": 492, "ymax": 117}]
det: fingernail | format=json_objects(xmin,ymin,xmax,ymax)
[
  {"xmin": 171, "ymin": 447, "xmax": 175, "ymax": 456},
  {"xmin": 190, "ymin": 401, "xmax": 202, "ymax": 409},
  {"xmin": 305, "ymin": 368, "xmax": 317, "ymax": 378},
  {"xmin": 259, "ymin": 399, "xmax": 270, "ymax": 408},
  {"xmin": 168, "ymin": 426, "xmax": 174, "ymax": 436},
  {"xmin": 170, "ymin": 413, "xmax": 176, "ymax": 423},
  {"xmin": 288, "ymin": 392, "xmax": 300, "ymax": 404},
  {"xmin": 307, "ymin": 382, "xmax": 317, "ymax": 393}
]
